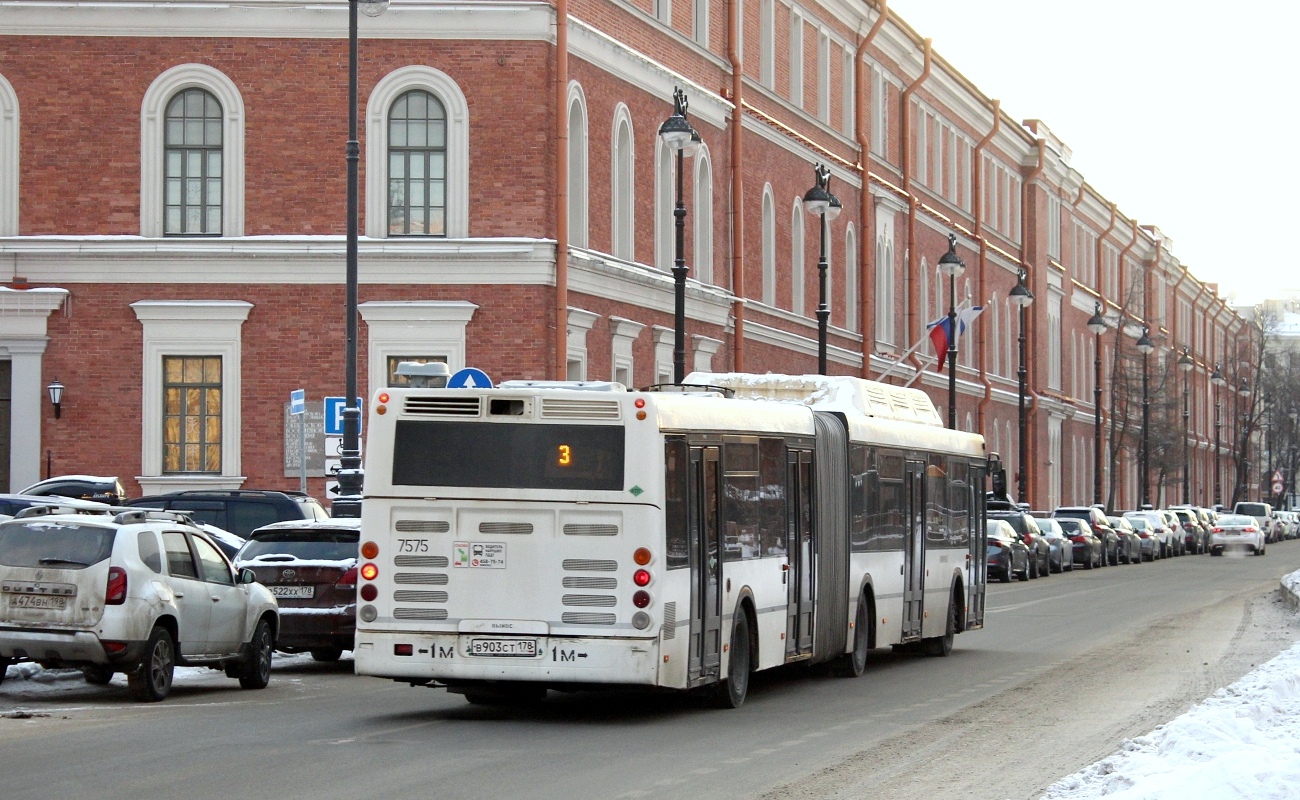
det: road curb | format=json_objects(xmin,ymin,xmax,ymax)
[{"xmin": 1281, "ymin": 569, "xmax": 1300, "ymax": 610}]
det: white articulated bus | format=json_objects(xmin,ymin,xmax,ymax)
[{"xmin": 352, "ymin": 374, "xmax": 990, "ymax": 707}]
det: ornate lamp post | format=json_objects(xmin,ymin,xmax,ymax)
[
  {"xmin": 937, "ymin": 234, "xmax": 966, "ymax": 429},
  {"xmin": 1086, "ymin": 303, "xmax": 1108, "ymax": 503},
  {"xmin": 1211, "ymin": 363, "xmax": 1226, "ymax": 507},
  {"xmin": 804, "ymin": 164, "xmax": 841, "ymax": 375},
  {"xmin": 1135, "ymin": 325, "xmax": 1155, "ymax": 507},
  {"xmin": 335, "ymin": 0, "xmax": 390, "ymax": 518},
  {"xmin": 657, "ymin": 87, "xmax": 699, "ymax": 385},
  {"xmin": 1178, "ymin": 346, "xmax": 1194, "ymax": 504},
  {"xmin": 1238, "ymin": 375, "xmax": 1252, "ymax": 502},
  {"xmin": 1009, "ymin": 268, "xmax": 1034, "ymax": 500}
]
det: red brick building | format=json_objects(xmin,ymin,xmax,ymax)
[{"xmin": 0, "ymin": 0, "xmax": 1249, "ymax": 509}]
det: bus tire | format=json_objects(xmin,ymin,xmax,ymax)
[
  {"xmin": 715, "ymin": 611, "xmax": 752, "ymax": 709},
  {"xmin": 837, "ymin": 596, "xmax": 871, "ymax": 678},
  {"xmin": 923, "ymin": 592, "xmax": 959, "ymax": 657}
]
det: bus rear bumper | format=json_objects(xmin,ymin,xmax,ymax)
[{"xmin": 353, "ymin": 631, "xmax": 664, "ymax": 686}]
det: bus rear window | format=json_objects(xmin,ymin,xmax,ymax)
[{"xmin": 392, "ymin": 420, "xmax": 625, "ymax": 491}]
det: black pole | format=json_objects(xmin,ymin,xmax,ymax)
[
  {"xmin": 1093, "ymin": 330, "xmax": 1102, "ymax": 504},
  {"xmin": 334, "ymin": 0, "xmax": 363, "ymax": 518},
  {"xmin": 1182, "ymin": 370, "xmax": 1191, "ymax": 504},
  {"xmin": 817, "ymin": 209, "xmax": 829, "ymax": 375},
  {"xmin": 672, "ymin": 144, "xmax": 687, "ymax": 384},
  {"xmin": 1018, "ymin": 301, "xmax": 1028, "ymax": 501},
  {"xmin": 1214, "ymin": 395, "xmax": 1222, "ymax": 506},
  {"xmin": 1141, "ymin": 349, "xmax": 1150, "ymax": 508},
  {"xmin": 947, "ymin": 271, "xmax": 957, "ymax": 429}
]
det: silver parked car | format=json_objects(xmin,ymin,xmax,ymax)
[
  {"xmin": 0, "ymin": 504, "xmax": 278, "ymax": 701},
  {"xmin": 1035, "ymin": 517, "xmax": 1075, "ymax": 573}
]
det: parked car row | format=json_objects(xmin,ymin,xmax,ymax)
[
  {"xmin": 986, "ymin": 498, "xmax": 1288, "ymax": 583},
  {"xmin": 0, "ymin": 484, "xmax": 350, "ymax": 703}
]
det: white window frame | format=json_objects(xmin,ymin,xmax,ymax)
[
  {"xmin": 791, "ymin": 199, "xmax": 805, "ymax": 314},
  {"xmin": 0, "ymin": 72, "xmax": 17, "ymax": 236},
  {"xmin": 140, "ymin": 64, "xmax": 245, "ymax": 237},
  {"xmin": 762, "ymin": 185, "xmax": 776, "ymax": 306},
  {"xmin": 844, "ymin": 224, "xmax": 857, "ymax": 331},
  {"xmin": 789, "ymin": 11, "xmax": 804, "ymax": 108},
  {"xmin": 693, "ymin": 0, "xmax": 710, "ymax": 47},
  {"xmin": 131, "ymin": 300, "xmax": 252, "ymax": 493},
  {"xmin": 360, "ymin": 301, "xmax": 477, "ymax": 393},
  {"xmin": 365, "ymin": 65, "xmax": 470, "ymax": 239},
  {"xmin": 817, "ymin": 29, "xmax": 831, "ymax": 123},
  {"xmin": 566, "ymin": 307, "xmax": 599, "ymax": 381},
  {"xmin": 871, "ymin": 66, "xmax": 888, "ymax": 159},
  {"xmin": 611, "ymin": 105, "xmax": 635, "ymax": 262},
  {"xmin": 655, "ymin": 137, "xmax": 674, "ymax": 270},
  {"xmin": 610, "ymin": 316, "xmax": 645, "ymax": 387},
  {"xmin": 693, "ymin": 147, "xmax": 714, "ymax": 284},
  {"xmin": 874, "ymin": 206, "xmax": 895, "ymax": 346},
  {"xmin": 759, "ymin": 0, "xmax": 775, "ymax": 89},
  {"xmin": 567, "ymin": 82, "xmax": 589, "ymax": 248},
  {"xmin": 841, "ymin": 48, "xmax": 854, "ymax": 136}
]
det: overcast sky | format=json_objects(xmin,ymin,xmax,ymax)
[{"xmin": 883, "ymin": 0, "xmax": 1295, "ymax": 306}]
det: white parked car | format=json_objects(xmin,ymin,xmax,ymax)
[
  {"xmin": 1209, "ymin": 513, "xmax": 1266, "ymax": 556},
  {"xmin": 0, "ymin": 504, "xmax": 278, "ymax": 701}
]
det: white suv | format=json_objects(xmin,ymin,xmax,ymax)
[{"xmin": 0, "ymin": 504, "xmax": 278, "ymax": 701}]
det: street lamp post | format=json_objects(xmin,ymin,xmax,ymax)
[
  {"xmin": 1212, "ymin": 363, "xmax": 1226, "ymax": 507},
  {"xmin": 1238, "ymin": 376, "xmax": 1251, "ymax": 502},
  {"xmin": 1009, "ymin": 268, "xmax": 1034, "ymax": 501},
  {"xmin": 804, "ymin": 164, "xmax": 841, "ymax": 375},
  {"xmin": 1135, "ymin": 325, "xmax": 1155, "ymax": 508},
  {"xmin": 335, "ymin": 0, "xmax": 389, "ymax": 518},
  {"xmin": 657, "ymin": 87, "xmax": 699, "ymax": 385},
  {"xmin": 937, "ymin": 234, "xmax": 966, "ymax": 429},
  {"xmin": 1086, "ymin": 303, "xmax": 1108, "ymax": 503},
  {"xmin": 1178, "ymin": 346, "xmax": 1194, "ymax": 504}
]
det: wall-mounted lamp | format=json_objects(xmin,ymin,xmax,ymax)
[{"xmin": 47, "ymin": 379, "xmax": 64, "ymax": 419}]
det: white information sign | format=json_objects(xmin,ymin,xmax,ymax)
[{"xmin": 453, "ymin": 541, "xmax": 506, "ymax": 569}]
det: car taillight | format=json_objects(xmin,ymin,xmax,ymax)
[
  {"xmin": 1184, "ymin": 523, "xmax": 1194, "ymax": 530},
  {"xmin": 1211, "ymin": 526, "xmax": 1223, "ymax": 533},
  {"xmin": 1091, "ymin": 524, "xmax": 1104, "ymax": 533},
  {"xmin": 1137, "ymin": 532, "xmax": 1150, "ymax": 538},
  {"xmin": 1069, "ymin": 536, "xmax": 1086, "ymax": 543},
  {"xmin": 105, "ymin": 566, "xmax": 127, "ymax": 605},
  {"xmin": 336, "ymin": 566, "xmax": 357, "ymax": 590},
  {"xmin": 1243, "ymin": 526, "xmax": 1257, "ymax": 533}
]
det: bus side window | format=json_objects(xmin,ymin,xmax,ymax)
[{"xmin": 665, "ymin": 438, "xmax": 689, "ymax": 569}]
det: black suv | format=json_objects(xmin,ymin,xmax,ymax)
[{"xmin": 125, "ymin": 490, "xmax": 330, "ymax": 538}]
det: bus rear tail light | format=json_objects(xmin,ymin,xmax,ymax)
[
  {"xmin": 360, "ymin": 584, "xmax": 378, "ymax": 602},
  {"xmin": 394, "ymin": 644, "xmax": 413, "ymax": 656},
  {"xmin": 361, "ymin": 541, "xmax": 379, "ymax": 559},
  {"xmin": 336, "ymin": 566, "xmax": 358, "ymax": 590},
  {"xmin": 633, "ymin": 569, "xmax": 652, "ymax": 587},
  {"xmin": 633, "ymin": 547, "xmax": 652, "ymax": 565},
  {"xmin": 360, "ymin": 563, "xmax": 378, "ymax": 581},
  {"xmin": 105, "ymin": 566, "xmax": 127, "ymax": 605},
  {"xmin": 632, "ymin": 590, "xmax": 651, "ymax": 609}
]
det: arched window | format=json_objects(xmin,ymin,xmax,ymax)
[
  {"xmin": 141, "ymin": 64, "xmax": 244, "ymax": 237},
  {"xmin": 365, "ymin": 66, "xmax": 469, "ymax": 238},
  {"xmin": 567, "ymin": 83, "xmax": 589, "ymax": 248},
  {"xmin": 874, "ymin": 211, "xmax": 895, "ymax": 345},
  {"xmin": 386, "ymin": 90, "xmax": 447, "ymax": 236},
  {"xmin": 762, "ymin": 186, "xmax": 775, "ymax": 306},
  {"xmin": 655, "ymin": 136, "xmax": 673, "ymax": 270},
  {"xmin": 694, "ymin": 147, "xmax": 713, "ymax": 284},
  {"xmin": 0, "ymin": 72, "xmax": 17, "ymax": 236},
  {"xmin": 844, "ymin": 224, "xmax": 857, "ymax": 331},
  {"xmin": 611, "ymin": 105, "xmax": 635, "ymax": 261},
  {"xmin": 791, "ymin": 199, "xmax": 805, "ymax": 314},
  {"xmin": 919, "ymin": 257, "xmax": 930, "ymax": 326}
]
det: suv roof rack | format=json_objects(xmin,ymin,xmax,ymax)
[
  {"xmin": 111, "ymin": 509, "xmax": 199, "ymax": 527},
  {"xmin": 15, "ymin": 501, "xmax": 117, "ymax": 519}
]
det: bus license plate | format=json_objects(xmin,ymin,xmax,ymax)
[
  {"xmin": 469, "ymin": 638, "xmax": 537, "ymax": 657},
  {"xmin": 12, "ymin": 594, "xmax": 68, "ymax": 610}
]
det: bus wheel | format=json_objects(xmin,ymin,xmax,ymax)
[
  {"xmin": 838, "ymin": 597, "xmax": 871, "ymax": 677},
  {"xmin": 715, "ymin": 612, "xmax": 751, "ymax": 709},
  {"xmin": 923, "ymin": 593, "xmax": 958, "ymax": 657}
]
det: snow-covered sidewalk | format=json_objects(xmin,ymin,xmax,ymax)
[{"xmin": 1038, "ymin": 569, "xmax": 1300, "ymax": 799}]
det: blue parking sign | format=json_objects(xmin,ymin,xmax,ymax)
[{"xmin": 323, "ymin": 396, "xmax": 363, "ymax": 436}]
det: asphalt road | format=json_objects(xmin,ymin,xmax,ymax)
[{"xmin": 2, "ymin": 543, "xmax": 1298, "ymax": 800}]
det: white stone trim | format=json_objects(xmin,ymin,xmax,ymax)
[
  {"xmin": 691, "ymin": 334, "xmax": 722, "ymax": 373},
  {"xmin": 0, "ymin": 288, "xmax": 68, "ymax": 491},
  {"xmin": 566, "ymin": 81, "xmax": 589, "ymax": 249},
  {"xmin": 566, "ymin": 307, "xmax": 599, "ymax": 380},
  {"xmin": 140, "ymin": 64, "xmax": 245, "ymax": 237},
  {"xmin": 131, "ymin": 300, "xmax": 252, "ymax": 490},
  {"xmin": 365, "ymin": 65, "xmax": 470, "ymax": 239},
  {"xmin": 609, "ymin": 315, "xmax": 644, "ymax": 386},
  {"xmin": 0, "ymin": 72, "xmax": 17, "ymax": 236},
  {"xmin": 358, "ymin": 300, "xmax": 477, "ymax": 393}
]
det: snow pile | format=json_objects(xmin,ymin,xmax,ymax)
[{"xmin": 1040, "ymin": 570, "xmax": 1300, "ymax": 800}]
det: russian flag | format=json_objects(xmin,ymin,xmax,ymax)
[{"xmin": 926, "ymin": 306, "xmax": 984, "ymax": 372}]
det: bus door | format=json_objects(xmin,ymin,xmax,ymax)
[
  {"xmin": 967, "ymin": 465, "xmax": 988, "ymax": 630},
  {"xmin": 785, "ymin": 448, "xmax": 815, "ymax": 657},
  {"xmin": 903, "ymin": 459, "xmax": 926, "ymax": 640},
  {"xmin": 687, "ymin": 446, "xmax": 723, "ymax": 682}
]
